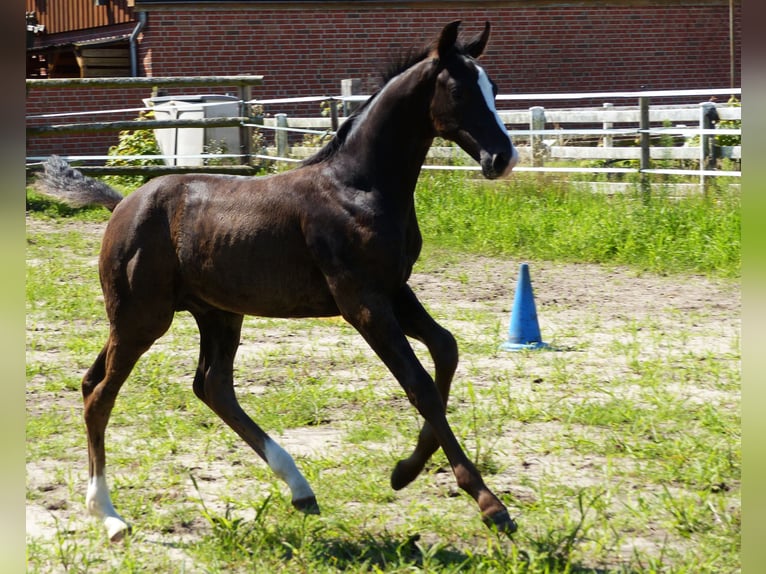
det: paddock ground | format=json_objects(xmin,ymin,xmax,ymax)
[{"xmin": 26, "ymin": 217, "xmax": 741, "ymax": 572}]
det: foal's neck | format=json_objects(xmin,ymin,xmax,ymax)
[{"xmin": 340, "ymin": 58, "xmax": 437, "ymax": 197}]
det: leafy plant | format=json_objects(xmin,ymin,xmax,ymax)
[
  {"xmin": 103, "ymin": 111, "xmax": 164, "ymax": 189},
  {"xmin": 203, "ymin": 139, "xmax": 236, "ymax": 166},
  {"xmin": 716, "ymin": 95, "xmax": 741, "ymax": 147}
]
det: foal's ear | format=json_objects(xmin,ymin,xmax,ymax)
[
  {"xmin": 437, "ymin": 20, "xmax": 461, "ymax": 58},
  {"xmin": 465, "ymin": 21, "xmax": 491, "ymax": 59}
]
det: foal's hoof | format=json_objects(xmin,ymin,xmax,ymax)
[
  {"xmin": 104, "ymin": 516, "xmax": 131, "ymax": 543},
  {"xmin": 482, "ymin": 509, "xmax": 518, "ymax": 536},
  {"xmin": 292, "ymin": 496, "xmax": 321, "ymax": 515},
  {"xmin": 390, "ymin": 459, "xmax": 422, "ymax": 491}
]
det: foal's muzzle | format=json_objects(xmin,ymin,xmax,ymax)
[
  {"xmin": 452, "ymin": 128, "xmax": 519, "ymax": 180},
  {"xmin": 480, "ymin": 143, "xmax": 519, "ymax": 179}
]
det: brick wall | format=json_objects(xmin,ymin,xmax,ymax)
[
  {"xmin": 26, "ymin": 86, "xmax": 153, "ymax": 159},
  {"xmin": 26, "ymin": 0, "xmax": 741, "ymax": 159},
  {"xmin": 142, "ymin": 2, "xmax": 740, "ymax": 96}
]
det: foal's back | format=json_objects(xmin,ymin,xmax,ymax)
[{"xmin": 101, "ymin": 168, "xmax": 345, "ymax": 320}]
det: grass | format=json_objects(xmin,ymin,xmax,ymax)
[
  {"xmin": 25, "ymin": 172, "xmax": 739, "ymax": 572},
  {"xmin": 414, "ymin": 172, "xmax": 740, "ymax": 277}
]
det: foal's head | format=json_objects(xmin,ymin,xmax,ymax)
[{"xmin": 429, "ymin": 21, "xmax": 518, "ymax": 179}]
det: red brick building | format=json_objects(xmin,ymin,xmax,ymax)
[{"xmin": 26, "ymin": 0, "xmax": 742, "ymax": 158}]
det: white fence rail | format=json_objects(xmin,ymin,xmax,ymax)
[
  {"xmin": 26, "ymin": 82, "xmax": 741, "ymax": 187},
  {"xmin": 254, "ymin": 89, "xmax": 741, "ymax": 186}
]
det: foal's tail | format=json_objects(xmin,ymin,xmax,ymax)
[{"xmin": 35, "ymin": 156, "xmax": 125, "ymax": 212}]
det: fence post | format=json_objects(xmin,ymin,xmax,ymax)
[
  {"xmin": 699, "ymin": 100, "xmax": 720, "ymax": 190},
  {"xmin": 329, "ymin": 98, "xmax": 339, "ymax": 132},
  {"xmin": 639, "ymin": 93, "xmax": 650, "ymax": 195},
  {"xmin": 341, "ymin": 78, "xmax": 362, "ymax": 116},
  {"xmin": 529, "ymin": 106, "xmax": 546, "ymax": 167},
  {"xmin": 602, "ymin": 102, "xmax": 613, "ymax": 148},
  {"xmin": 700, "ymin": 101, "xmax": 719, "ymax": 168},
  {"xmin": 238, "ymin": 85, "xmax": 252, "ymax": 165},
  {"xmin": 275, "ymin": 113, "xmax": 289, "ymax": 158}
]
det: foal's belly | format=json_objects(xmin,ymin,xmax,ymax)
[{"xmin": 178, "ymin": 257, "xmax": 340, "ymax": 318}]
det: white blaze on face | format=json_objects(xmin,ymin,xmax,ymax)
[
  {"xmin": 476, "ymin": 65, "xmax": 518, "ymax": 171},
  {"xmin": 476, "ymin": 65, "xmax": 510, "ymax": 137}
]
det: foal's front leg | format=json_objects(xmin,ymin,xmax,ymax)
[
  {"xmin": 390, "ymin": 285, "xmax": 458, "ymax": 490},
  {"xmin": 336, "ymin": 289, "xmax": 516, "ymax": 534}
]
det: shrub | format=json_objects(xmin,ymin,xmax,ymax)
[
  {"xmin": 716, "ymin": 95, "xmax": 741, "ymax": 147},
  {"xmin": 103, "ymin": 111, "xmax": 164, "ymax": 189}
]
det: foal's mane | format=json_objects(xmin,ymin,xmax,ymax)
[
  {"xmin": 301, "ymin": 30, "xmax": 483, "ymax": 168},
  {"xmin": 301, "ymin": 46, "xmax": 433, "ymax": 167}
]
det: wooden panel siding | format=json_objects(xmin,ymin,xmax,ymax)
[
  {"xmin": 75, "ymin": 45, "xmax": 132, "ymax": 78},
  {"xmin": 26, "ymin": 0, "xmax": 135, "ymax": 35}
]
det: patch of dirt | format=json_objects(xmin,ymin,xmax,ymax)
[{"xmin": 26, "ymin": 217, "xmax": 740, "ymax": 568}]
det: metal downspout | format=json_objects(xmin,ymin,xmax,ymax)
[{"xmin": 130, "ymin": 12, "xmax": 147, "ymax": 77}]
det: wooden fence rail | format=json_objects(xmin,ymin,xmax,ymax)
[
  {"xmin": 27, "ymin": 117, "xmax": 250, "ymax": 136},
  {"xmin": 26, "ymin": 75, "xmax": 263, "ymax": 175}
]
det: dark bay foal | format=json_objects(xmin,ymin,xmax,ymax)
[{"xmin": 37, "ymin": 20, "xmax": 519, "ymax": 542}]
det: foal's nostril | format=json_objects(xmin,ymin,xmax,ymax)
[
  {"xmin": 492, "ymin": 153, "xmax": 508, "ymax": 173},
  {"xmin": 481, "ymin": 147, "xmax": 517, "ymax": 179}
]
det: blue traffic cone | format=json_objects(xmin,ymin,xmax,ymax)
[{"xmin": 500, "ymin": 263, "xmax": 549, "ymax": 351}]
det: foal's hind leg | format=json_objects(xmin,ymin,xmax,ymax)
[
  {"xmin": 83, "ymin": 333, "xmax": 158, "ymax": 542},
  {"xmin": 389, "ymin": 285, "xmax": 458, "ymax": 490},
  {"xmin": 191, "ymin": 309, "xmax": 318, "ymax": 513}
]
